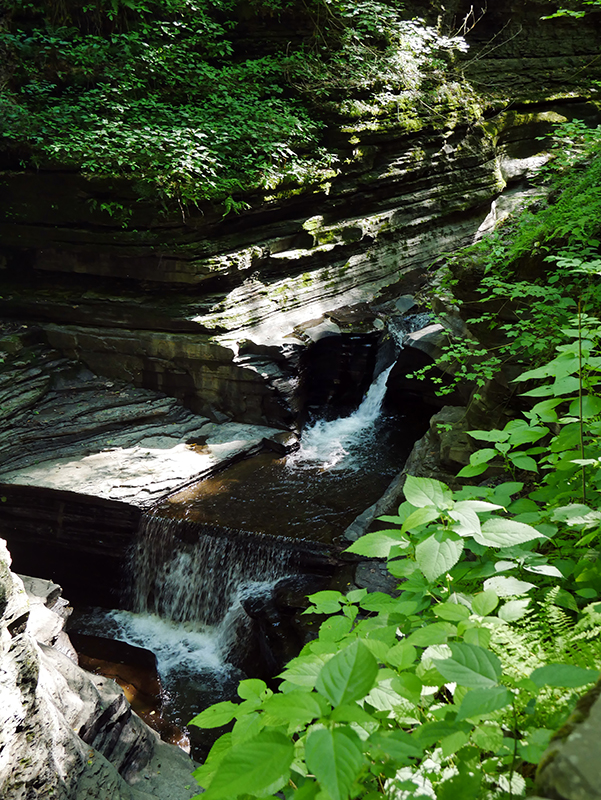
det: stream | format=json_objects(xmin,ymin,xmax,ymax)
[{"xmin": 67, "ymin": 362, "xmax": 429, "ymax": 755}]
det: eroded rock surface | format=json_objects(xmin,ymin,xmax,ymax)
[{"xmin": 0, "ymin": 538, "xmax": 197, "ymax": 800}]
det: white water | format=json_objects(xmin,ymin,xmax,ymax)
[
  {"xmin": 131, "ymin": 516, "xmax": 293, "ymax": 626},
  {"xmin": 290, "ymin": 364, "xmax": 393, "ymax": 469}
]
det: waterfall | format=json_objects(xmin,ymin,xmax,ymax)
[
  {"xmin": 290, "ymin": 363, "xmax": 394, "ymax": 469},
  {"xmin": 130, "ymin": 516, "xmax": 294, "ymax": 627}
]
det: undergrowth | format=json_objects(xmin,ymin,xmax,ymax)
[{"xmin": 0, "ymin": 0, "xmax": 470, "ymax": 211}]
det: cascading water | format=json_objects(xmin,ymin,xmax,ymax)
[
  {"xmin": 290, "ymin": 363, "xmax": 394, "ymax": 469},
  {"xmin": 131, "ymin": 516, "xmax": 294, "ymax": 627}
]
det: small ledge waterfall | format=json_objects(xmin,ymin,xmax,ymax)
[
  {"xmin": 131, "ymin": 517, "xmax": 294, "ymax": 627},
  {"xmin": 291, "ymin": 363, "xmax": 394, "ymax": 470}
]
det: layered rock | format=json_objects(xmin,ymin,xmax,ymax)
[{"xmin": 0, "ymin": 538, "xmax": 197, "ymax": 800}]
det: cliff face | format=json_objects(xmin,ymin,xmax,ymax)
[{"xmin": 0, "ymin": 4, "xmax": 599, "ymax": 430}]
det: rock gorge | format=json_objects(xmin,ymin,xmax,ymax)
[{"xmin": 1, "ymin": 0, "xmax": 601, "ymax": 797}]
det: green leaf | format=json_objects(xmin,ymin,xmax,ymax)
[
  {"xmin": 483, "ymin": 575, "xmax": 536, "ymax": 597},
  {"xmin": 436, "ymin": 761, "xmax": 481, "ymax": 800},
  {"xmin": 203, "ymin": 731, "xmax": 294, "ymax": 798},
  {"xmin": 345, "ymin": 531, "xmax": 408, "ymax": 558},
  {"xmin": 400, "ymin": 505, "xmax": 440, "ymax": 533},
  {"xmin": 305, "ymin": 726, "xmax": 364, "ymax": 800},
  {"xmin": 329, "ymin": 703, "xmax": 376, "ymax": 725},
  {"xmin": 498, "ymin": 599, "xmax": 531, "ymax": 622},
  {"xmin": 280, "ymin": 654, "xmax": 332, "ymax": 688},
  {"xmin": 457, "ymin": 463, "xmax": 488, "ymax": 478},
  {"xmin": 368, "ymin": 730, "xmax": 423, "ymax": 765},
  {"xmin": 529, "ymin": 664, "xmax": 598, "ymax": 689},
  {"xmin": 406, "ymin": 622, "xmax": 456, "ymax": 647},
  {"xmin": 386, "ymin": 641, "xmax": 417, "ymax": 669},
  {"xmin": 189, "ymin": 700, "xmax": 239, "ymax": 729},
  {"xmin": 471, "ymin": 590, "xmax": 499, "ymax": 617},
  {"xmin": 433, "ymin": 602, "xmax": 471, "ymax": 622},
  {"xmin": 508, "ymin": 453, "xmax": 538, "ymax": 472},
  {"xmin": 315, "ymin": 642, "xmax": 378, "ymax": 705},
  {"xmin": 456, "ymin": 687, "xmax": 513, "ymax": 721},
  {"xmin": 415, "ymin": 534, "xmax": 464, "ymax": 582},
  {"xmin": 468, "ymin": 429, "xmax": 509, "ymax": 443},
  {"xmin": 475, "ymin": 517, "xmax": 545, "ymax": 548},
  {"xmin": 433, "ymin": 643, "xmax": 502, "ymax": 689},
  {"xmin": 449, "ymin": 503, "xmax": 481, "ymax": 537},
  {"xmin": 320, "ymin": 615, "xmax": 353, "ymax": 642},
  {"xmin": 569, "ymin": 394, "xmax": 601, "ymax": 418},
  {"xmin": 403, "ymin": 475, "xmax": 452, "ymax": 509},
  {"xmin": 238, "ymin": 679, "xmax": 268, "ymax": 701},
  {"xmin": 262, "ymin": 691, "xmax": 326, "ymax": 724},
  {"xmin": 471, "ymin": 722, "xmax": 503, "ymax": 752}
]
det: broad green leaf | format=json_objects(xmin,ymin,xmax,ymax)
[
  {"xmin": 524, "ymin": 563, "xmax": 563, "ymax": 578},
  {"xmin": 483, "ymin": 575, "xmax": 536, "ymax": 597},
  {"xmin": 471, "ymin": 590, "xmax": 499, "ymax": 617},
  {"xmin": 360, "ymin": 593, "xmax": 417, "ymax": 614},
  {"xmin": 468, "ymin": 429, "xmax": 508, "ymax": 443},
  {"xmin": 437, "ymin": 761, "xmax": 481, "ymax": 800},
  {"xmin": 457, "ymin": 462, "xmax": 488, "ymax": 478},
  {"xmin": 189, "ymin": 700, "xmax": 239, "ymax": 729},
  {"xmin": 368, "ymin": 730, "xmax": 423, "ymax": 765},
  {"xmin": 231, "ymin": 712, "xmax": 265, "ymax": 744},
  {"xmin": 330, "ymin": 703, "xmax": 376, "ymax": 725},
  {"xmin": 529, "ymin": 663, "xmax": 598, "ymax": 689},
  {"xmin": 475, "ymin": 517, "xmax": 545, "ymax": 548},
  {"xmin": 315, "ymin": 642, "xmax": 378, "ymax": 705},
  {"xmin": 508, "ymin": 453, "xmax": 538, "ymax": 472},
  {"xmin": 569, "ymin": 394, "xmax": 601, "ymax": 418},
  {"xmin": 406, "ymin": 622, "xmax": 456, "ymax": 647},
  {"xmin": 504, "ymin": 426, "xmax": 547, "ymax": 445},
  {"xmin": 403, "ymin": 475, "xmax": 452, "ymax": 509},
  {"xmin": 468, "ymin": 448, "xmax": 497, "ymax": 466},
  {"xmin": 471, "ymin": 722, "xmax": 504, "ymax": 752},
  {"xmin": 365, "ymin": 678, "xmax": 411, "ymax": 712},
  {"xmin": 433, "ymin": 602, "xmax": 471, "ymax": 622},
  {"xmin": 192, "ymin": 733, "xmax": 232, "ymax": 788},
  {"xmin": 344, "ymin": 530, "xmax": 408, "ymax": 558},
  {"xmin": 320, "ymin": 615, "xmax": 353, "ymax": 641},
  {"xmin": 433, "ymin": 643, "xmax": 502, "ymax": 689},
  {"xmin": 305, "ymin": 726, "xmax": 364, "ymax": 800},
  {"xmin": 414, "ymin": 720, "xmax": 470, "ymax": 747},
  {"xmin": 306, "ymin": 591, "xmax": 344, "ymax": 614},
  {"xmin": 386, "ymin": 641, "xmax": 417, "ymax": 669},
  {"xmin": 401, "ymin": 505, "xmax": 440, "ymax": 533},
  {"xmin": 280, "ymin": 654, "xmax": 332, "ymax": 688},
  {"xmin": 457, "ymin": 499, "xmax": 503, "ymax": 512},
  {"xmin": 238, "ymin": 679, "xmax": 269, "ymax": 701},
  {"xmin": 517, "ymin": 728, "xmax": 554, "ymax": 764},
  {"xmin": 456, "ymin": 687, "xmax": 513, "ymax": 721},
  {"xmin": 262, "ymin": 691, "xmax": 326, "ymax": 724},
  {"xmin": 203, "ymin": 731, "xmax": 294, "ymax": 798},
  {"xmin": 441, "ymin": 730, "xmax": 470, "ymax": 758},
  {"xmin": 449, "ymin": 504, "xmax": 481, "ymax": 537},
  {"xmin": 415, "ymin": 534, "xmax": 464, "ymax": 582},
  {"xmin": 552, "ymin": 589, "xmax": 579, "ymax": 612},
  {"xmin": 498, "ymin": 598, "xmax": 531, "ymax": 622},
  {"xmin": 393, "ymin": 672, "xmax": 423, "ymax": 703}
]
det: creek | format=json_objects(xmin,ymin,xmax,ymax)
[{"xmin": 66, "ymin": 358, "xmax": 430, "ymax": 756}]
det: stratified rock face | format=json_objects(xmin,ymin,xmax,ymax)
[
  {"xmin": 1, "ymin": 0, "xmax": 599, "ymax": 429},
  {"xmin": 0, "ymin": 538, "xmax": 197, "ymax": 800}
]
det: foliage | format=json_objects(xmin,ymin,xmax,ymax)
[
  {"xmin": 188, "ymin": 444, "xmax": 601, "ymax": 799},
  {"xmin": 409, "ymin": 120, "xmax": 601, "ymax": 400},
  {"xmin": 0, "ymin": 0, "xmax": 469, "ymax": 210}
]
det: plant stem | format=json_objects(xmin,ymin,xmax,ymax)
[{"xmin": 578, "ymin": 300, "xmax": 586, "ymax": 503}]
